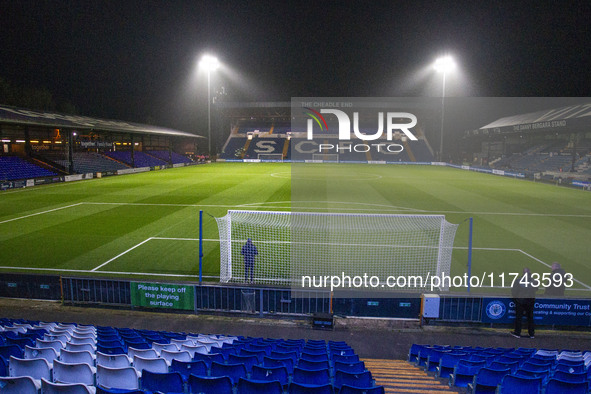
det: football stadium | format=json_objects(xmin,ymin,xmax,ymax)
[{"xmin": 1, "ymin": 3, "xmax": 591, "ymax": 394}]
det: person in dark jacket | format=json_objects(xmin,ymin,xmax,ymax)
[
  {"xmin": 511, "ymin": 267, "xmax": 538, "ymax": 338},
  {"xmin": 241, "ymin": 238, "xmax": 257, "ymax": 283},
  {"xmin": 544, "ymin": 262, "xmax": 566, "ymax": 297}
]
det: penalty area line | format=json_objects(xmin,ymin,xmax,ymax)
[
  {"xmin": 0, "ymin": 202, "xmax": 84, "ymax": 225},
  {"xmin": 91, "ymin": 238, "xmax": 153, "ymax": 271}
]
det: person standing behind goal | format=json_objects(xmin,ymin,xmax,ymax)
[{"xmin": 241, "ymin": 238, "xmax": 258, "ymax": 283}]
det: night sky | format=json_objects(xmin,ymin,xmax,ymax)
[{"xmin": 1, "ymin": 0, "xmax": 590, "ymax": 135}]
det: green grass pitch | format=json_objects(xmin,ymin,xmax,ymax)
[{"xmin": 0, "ymin": 163, "xmax": 589, "ymax": 295}]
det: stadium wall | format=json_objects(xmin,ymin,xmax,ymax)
[
  {"xmin": 2, "ymin": 273, "xmax": 591, "ymax": 327},
  {"xmin": 0, "ymin": 160, "xmax": 204, "ymax": 191}
]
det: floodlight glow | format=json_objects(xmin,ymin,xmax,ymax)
[
  {"xmin": 199, "ymin": 54, "xmax": 220, "ymax": 72},
  {"xmin": 433, "ymin": 56, "xmax": 455, "ymax": 73}
]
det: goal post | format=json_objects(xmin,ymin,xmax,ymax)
[
  {"xmin": 312, "ymin": 153, "xmax": 339, "ymax": 162},
  {"xmin": 215, "ymin": 210, "xmax": 459, "ymax": 291},
  {"xmin": 257, "ymin": 153, "xmax": 284, "ymax": 161}
]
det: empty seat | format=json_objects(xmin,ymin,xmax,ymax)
[
  {"xmin": 497, "ymin": 374, "xmax": 542, "ymax": 394},
  {"xmin": 288, "ymin": 381, "xmax": 334, "ymax": 394},
  {"xmin": 36, "ymin": 339, "xmax": 66, "ymax": 353},
  {"xmin": 140, "ymin": 370, "xmax": 184, "ymax": 394},
  {"xmin": 237, "ymin": 377, "xmax": 283, "ymax": 394},
  {"xmin": 334, "ymin": 370, "xmax": 373, "ymax": 391},
  {"xmin": 169, "ymin": 359, "xmax": 207, "ymax": 382},
  {"xmin": 159, "ymin": 349, "xmax": 191, "ymax": 364},
  {"xmin": 151, "ymin": 342, "xmax": 178, "ymax": 355},
  {"xmin": 64, "ymin": 343, "xmax": 95, "ymax": 354},
  {"xmin": 180, "ymin": 344, "xmax": 208, "ymax": 358},
  {"xmin": 52, "ymin": 360, "xmax": 95, "ymax": 386},
  {"xmin": 293, "ymin": 367, "xmax": 331, "ymax": 386},
  {"xmin": 41, "ymin": 377, "xmax": 96, "ymax": 394},
  {"xmin": 96, "ymin": 352, "xmax": 131, "ymax": 368},
  {"xmin": 0, "ymin": 375, "xmax": 39, "ymax": 393},
  {"xmin": 188, "ymin": 375, "xmax": 233, "ymax": 393},
  {"xmin": 127, "ymin": 347, "xmax": 158, "ymax": 359},
  {"xmin": 210, "ymin": 361, "xmax": 248, "ymax": 385},
  {"xmin": 60, "ymin": 349, "xmax": 96, "ymax": 366},
  {"xmin": 468, "ymin": 367, "xmax": 511, "ymax": 393},
  {"xmin": 228, "ymin": 354, "xmax": 259, "ymax": 373},
  {"xmin": 9, "ymin": 356, "xmax": 52, "ymax": 384},
  {"xmin": 545, "ymin": 378, "xmax": 588, "ymax": 394},
  {"xmin": 95, "ymin": 364, "xmax": 140, "ymax": 391},
  {"xmin": 24, "ymin": 345, "xmax": 59, "ymax": 367},
  {"xmin": 132, "ymin": 355, "xmax": 169, "ymax": 375},
  {"xmin": 251, "ymin": 365, "xmax": 289, "ymax": 386},
  {"xmin": 299, "ymin": 359, "xmax": 330, "ymax": 371},
  {"xmin": 340, "ymin": 385, "xmax": 385, "ymax": 394},
  {"xmin": 334, "ymin": 360, "xmax": 365, "ymax": 374}
]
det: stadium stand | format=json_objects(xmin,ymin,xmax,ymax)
[
  {"xmin": 47, "ymin": 152, "xmax": 130, "ymax": 173},
  {"xmin": 0, "ymin": 317, "xmax": 386, "ymax": 393},
  {"xmin": 103, "ymin": 151, "xmax": 167, "ymax": 168},
  {"xmin": 145, "ymin": 150, "xmax": 192, "ymax": 165},
  {"xmin": 0, "ymin": 156, "xmax": 58, "ymax": 181},
  {"xmin": 408, "ymin": 343, "xmax": 591, "ymax": 393}
]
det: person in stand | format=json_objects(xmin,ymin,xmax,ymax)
[
  {"xmin": 511, "ymin": 267, "xmax": 538, "ymax": 338},
  {"xmin": 544, "ymin": 262, "xmax": 566, "ymax": 297},
  {"xmin": 241, "ymin": 238, "xmax": 257, "ymax": 283}
]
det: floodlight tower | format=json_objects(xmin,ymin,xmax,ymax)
[
  {"xmin": 199, "ymin": 54, "xmax": 220, "ymax": 157},
  {"xmin": 433, "ymin": 55, "xmax": 455, "ymax": 162}
]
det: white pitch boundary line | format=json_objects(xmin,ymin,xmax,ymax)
[
  {"xmin": 91, "ymin": 238, "xmax": 154, "ymax": 271},
  {"xmin": 0, "ymin": 202, "xmax": 84, "ymax": 225}
]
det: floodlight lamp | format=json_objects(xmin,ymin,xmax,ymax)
[
  {"xmin": 199, "ymin": 54, "xmax": 220, "ymax": 72},
  {"xmin": 433, "ymin": 56, "xmax": 455, "ymax": 73}
]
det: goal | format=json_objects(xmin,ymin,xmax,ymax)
[
  {"xmin": 258, "ymin": 153, "xmax": 284, "ymax": 161},
  {"xmin": 312, "ymin": 153, "xmax": 339, "ymax": 162},
  {"xmin": 215, "ymin": 210, "xmax": 459, "ymax": 291}
]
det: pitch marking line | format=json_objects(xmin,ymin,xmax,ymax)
[
  {"xmin": 91, "ymin": 238, "xmax": 154, "ymax": 271},
  {"xmin": 0, "ymin": 202, "xmax": 84, "ymax": 225}
]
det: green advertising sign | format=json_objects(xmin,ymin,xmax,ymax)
[{"xmin": 131, "ymin": 282, "xmax": 195, "ymax": 310}]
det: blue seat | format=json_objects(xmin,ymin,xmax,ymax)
[
  {"xmin": 270, "ymin": 350, "xmax": 298, "ymax": 365},
  {"xmin": 489, "ymin": 361, "xmax": 520, "ymax": 374},
  {"xmin": 496, "ymin": 374, "xmax": 542, "ymax": 394},
  {"xmin": 240, "ymin": 349, "xmax": 267, "ymax": 363},
  {"xmin": 300, "ymin": 353, "xmax": 329, "ymax": 363},
  {"xmin": 514, "ymin": 367, "xmax": 551, "ymax": 382},
  {"xmin": 228, "ymin": 354, "xmax": 259, "ymax": 372},
  {"xmin": 210, "ymin": 361, "xmax": 248, "ymax": 385},
  {"xmin": 340, "ymin": 385, "xmax": 385, "ymax": 394},
  {"xmin": 237, "ymin": 377, "xmax": 283, "ymax": 394},
  {"xmin": 552, "ymin": 370, "xmax": 588, "ymax": 383},
  {"xmin": 288, "ymin": 382, "xmax": 334, "ymax": 394},
  {"xmin": 97, "ymin": 345, "xmax": 127, "ymax": 355},
  {"xmin": 332, "ymin": 354, "xmax": 360, "ymax": 364},
  {"xmin": 188, "ymin": 375, "xmax": 233, "ymax": 394},
  {"xmin": 334, "ymin": 370, "xmax": 373, "ymax": 391},
  {"xmin": 141, "ymin": 370, "xmax": 184, "ymax": 394},
  {"xmin": 554, "ymin": 363, "xmax": 586, "ymax": 374},
  {"xmin": 192, "ymin": 352, "xmax": 224, "ymax": 368},
  {"xmin": 449, "ymin": 359, "xmax": 486, "ymax": 387},
  {"xmin": 302, "ymin": 348, "xmax": 327, "ymax": 356},
  {"xmin": 263, "ymin": 356, "xmax": 295, "ymax": 373},
  {"xmin": 425, "ymin": 349, "xmax": 451, "ymax": 372},
  {"xmin": 251, "ymin": 365, "xmax": 289, "ymax": 386},
  {"xmin": 293, "ymin": 367, "xmax": 331, "ymax": 386},
  {"xmin": 170, "ymin": 359, "xmax": 207, "ymax": 382},
  {"xmin": 436, "ymin": 353, "xmax": 466, "ymax": 379},
  {"xmin": 468, "ymin": 367, "xmax": 511, "ymax": 393},
  {"xmin": 334, "ymin": 361, "xmax": 365, "ymax": 374},
  {"xmin": 0, "ymin": 355, "xmax": 7, "ymax": 377},
  {"xmin": 298, "ymin": 359, "xmax": 330, "ymax": 371},
  {"xmin": 545, "ymin": 378, "xmax": 588, "ymax": 394},
  {"xmin": 96, "ymin": 387, "xmax": 145, "ymax": 393},
  {"xmin": 211, "ymin": 346, "xmax": 237, "ymax": 359}
]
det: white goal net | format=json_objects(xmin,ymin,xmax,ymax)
[
  {"xmin": 215, "ymin": 210, "xmax": 459, "ymax": 291},
  {"xmin": 312, "ymin": 153, "xmax": 339, "ymax": 162}
]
